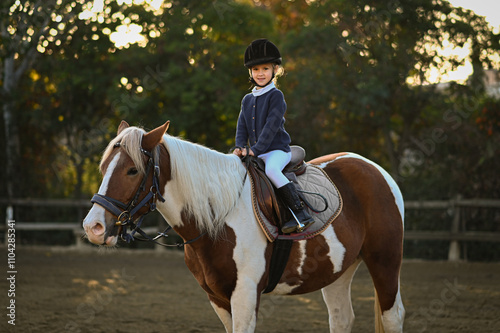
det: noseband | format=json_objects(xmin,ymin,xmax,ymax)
[{"xmin": 90, "ymin": 143, "xmax": 167, "ymax": 244}]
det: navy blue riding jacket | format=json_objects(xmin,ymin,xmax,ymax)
[{"xmin": 235, "ymin": 87, "xmax": 291, "ymax": 156}]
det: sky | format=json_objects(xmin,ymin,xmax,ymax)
[{"xmin": 448, "ymin": 0, "xmax": 500, "ymax": 32}]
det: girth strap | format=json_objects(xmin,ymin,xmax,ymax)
[{"xmin": 263, "ymin": 238, "xmax": 293, "ymax": 293}]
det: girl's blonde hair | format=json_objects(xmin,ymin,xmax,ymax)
[{"xmin": 273, "ymin": 64, "xmax": 285, "ymax": 87}]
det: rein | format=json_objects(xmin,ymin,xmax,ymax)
[{"xmin": 90, "ymin": 143, "xmax": 205, "ymax": 248}]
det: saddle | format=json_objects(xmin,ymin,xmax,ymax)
[
  {"xmin": 244, "ymin": 146, "xmax": 342, "ymax": 242},
  {"xmin": 245, "ymin": 146, "xmax": 306, "ymax": 227}
]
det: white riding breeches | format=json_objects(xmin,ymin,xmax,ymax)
[{"xmin": 258, "ymin": 150, "xmax": 292, "ymax": 189}]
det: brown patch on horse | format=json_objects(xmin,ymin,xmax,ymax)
[
  {"xmin": 275, "ymin": 234, "xmax": 361, "ymax": 295},
  {"xmin": 294, "ymin": 237, "xmax": 336, "ymax": 293},
  {"xmin": 178, "ymin": 208, "xmax": 238, "ymax": 311},
  {"xmin": 308, "ymin": 152, "xmax": 349, "ymax": 165},
  {"xmin": 263, "ymin": 238, "xmax": 335, "ymax": 294},
  {"xmin": 157, "ymin": 143, "xmax": 172, "ymax": 183}
]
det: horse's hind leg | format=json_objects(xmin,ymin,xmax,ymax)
[
  {"xmin": 362, "ymin": 239, "xmax": 405, "ymax": 333},
  {"xmin": 374, "ymin": 280, "xmax": 404, "ymax": 333},
  {"xmin": 321, "ymin": 259, "xmax": 362, "ymax": 333}
]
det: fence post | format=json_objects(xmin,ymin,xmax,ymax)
[
  {"xmin": 74, "ymin": 229, "xmax": 86, "ymax": 249},
  {"xmin": 448, "ymin": 194, "xmax": 462, "ymax": 261}
]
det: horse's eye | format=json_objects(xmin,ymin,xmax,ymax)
[{"xmin": 127, "ymin": 167, "xmax": 138, "ymax": 176}]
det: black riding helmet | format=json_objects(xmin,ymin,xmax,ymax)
[
  {"xmin": 244, "ymin": 39, "xmax": 282, "ymax": 68},
  {"xmin": 245, "ymin": 39, "xmax": 282, "ymax": 87}
]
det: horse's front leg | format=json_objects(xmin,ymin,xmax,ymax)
[
  {"xmin": 226, "ymin": 200, "xmax": 269, "ymax": 332},
  {"xmin": 209, "ymin": 295, "xmax": 233, "ymax": 333},
  {"xmin": 230, "ymin": 278, "xmax": 260, "ymax": 333}
]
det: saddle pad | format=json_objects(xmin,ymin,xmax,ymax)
[{"xmin": 250, "ymin": 165, "xmax": 343, "ymax": 242}]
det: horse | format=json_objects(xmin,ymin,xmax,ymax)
[{"xmin": 83, "ymin": 120, "xmax": 405, "ymax": 333}]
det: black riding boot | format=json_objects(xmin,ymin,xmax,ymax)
[{"xmin": 278, "ymin": 182, "xmax": 315, "ymax": 234}]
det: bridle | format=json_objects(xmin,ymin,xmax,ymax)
[{"xmin": 90, "ymin": 142, "xmax": 205, "ymax": 247}]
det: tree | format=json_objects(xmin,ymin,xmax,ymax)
[
  {"xmin": 3, "ymin": 0, "xmax": 499, "ymax": 204},
  {"xmin": 0, "ymin": 0, "xmax": 84, "ymax": 198},
  {"xmin": 24, "ymin": 0, "xmax": 125, "ymax": 198},
  {"xmin": 106, "ymin": 0, "xmax": 276, "ymax": 150},
  {"xmin": 2, "ymin": 0, "xmax": 278, "ymax": 198}
]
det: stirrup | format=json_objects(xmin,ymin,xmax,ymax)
[
  {"xmin": 282, "ymin": 207, "xmax": 313, "ymax": 233},
  {"xmin": 282, "ymin": 221, "xmax": 299, "ymax": 234}
]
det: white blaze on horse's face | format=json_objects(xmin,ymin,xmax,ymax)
[{"xmin": 83, "ymin": 152, "xmax": 122, "ymax": 246}]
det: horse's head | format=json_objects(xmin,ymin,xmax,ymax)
[{"xmin": 83, "ymin": 120, "xmax": 170, "ymax": 246}]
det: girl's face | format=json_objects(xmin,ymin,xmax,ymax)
[{"xmin": 250, "ymin": 63, "xmax": 275, "ymax": 88}]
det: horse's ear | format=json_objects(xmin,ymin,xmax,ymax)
[
  {"xmin": 142, "ymin": 121, "xmax": 170, "ymax": 151},
  {"xmin": 117, "ymin": 120, "xmax": 130, "ymax": 135}
]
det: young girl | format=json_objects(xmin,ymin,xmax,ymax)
[{"xmin": 233, "ymin": 38, "xmax": 314, "ymax": 234}]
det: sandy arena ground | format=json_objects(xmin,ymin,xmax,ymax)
[{"xmin": 1, "ymin": 247, "xmax": 499, "ymax": 333}]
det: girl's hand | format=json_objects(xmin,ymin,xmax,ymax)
[
  {"xmin": 233, "ymin": 147, "xmax": 255, "ymax": 157},
  {"xmin": 242, "ymin": 148, "xmax": 255, "ymax": 157},
  {"xmin": 233, "ymin": 148, "xmax": 242, "ymax": 157}
]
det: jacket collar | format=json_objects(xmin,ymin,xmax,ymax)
[{"xmin": 252, "ymin": 82, "xmax": 276, "ymax": 97}]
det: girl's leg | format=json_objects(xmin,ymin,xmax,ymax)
[
  {"xmin": 259, "ymin": 150, "xmax": 314, "ymax": 233},
  {"xmin": 258, "ymin": 150, "xmax": 291, "ymax": 188}
]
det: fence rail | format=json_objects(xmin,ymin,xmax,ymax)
[{"xmin": 2, "ymin": 197, "xmax": 500, "ymax": 259}]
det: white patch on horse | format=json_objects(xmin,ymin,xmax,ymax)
[
  {"xmin": 83, "ymin": 152, "xmax": 121, "ymax": 229},
  {"xmin": 296, "ymin": 240, "xmax": 307, "ymax": 276},
  {"xmin": 326, "ymin": 153, "xmax": 405, "ymax": 225},
  {"xmin": 98, "ymin": 152, "xmax": 121, "ymax": 195},
  {"xmin": 156, "ymin": 181, "xmax": 186, "ymax": 228},
  {"xmin": 322, "ymin": 226, "xmax": 346, "ymax": 273}
]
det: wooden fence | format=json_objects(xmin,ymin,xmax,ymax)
[
  {"xmin": 2, "ymin": 197, "xmax": 500, "ymax": 260},
  {"xmin": 404, "ymin": 196, "xmax": 500, "ymax": 260}
]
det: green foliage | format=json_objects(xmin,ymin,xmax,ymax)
[{"xmin": 1, "ymin": 0, "xmax": 499, "ymax": 257}]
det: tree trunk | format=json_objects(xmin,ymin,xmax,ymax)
[{"xmin": 2, "ymin": 56, "xmax": 21, "ymax": 199}]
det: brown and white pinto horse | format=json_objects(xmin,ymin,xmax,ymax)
[{"xmin": 83, "ymin": 121, "xmax": 405, "ymax": 333}]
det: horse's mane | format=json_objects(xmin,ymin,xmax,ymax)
[
  {"xmin": 100, "ymin": 126, "xmax": 246, "ymax": 239},
  {"xmin": 162, "ymin": 134, "xmax": 246, "ymax": 239}
]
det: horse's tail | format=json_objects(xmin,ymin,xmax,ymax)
[{"xmin": 374, "ymin": 289, "xmax": 386, "ymax": 333}]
